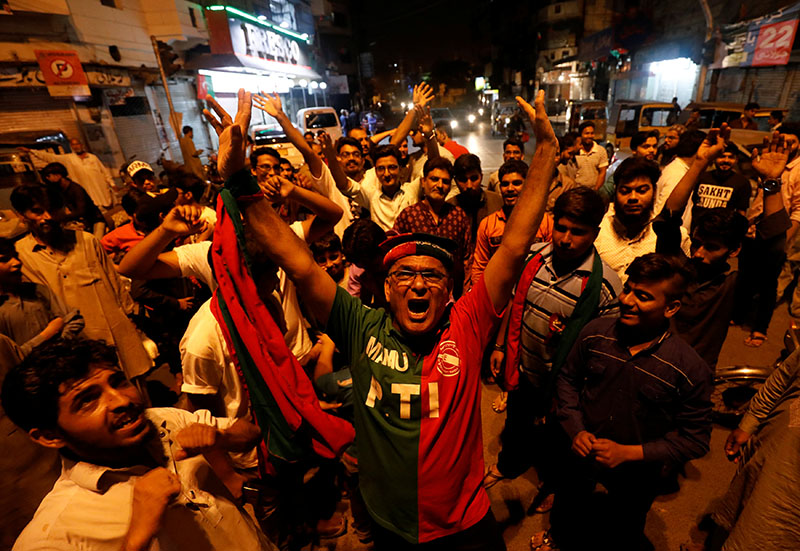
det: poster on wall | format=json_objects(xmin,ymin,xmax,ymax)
[{"xmin": 714, "ymin": 2, "xmax": 800, "ymax": 68}]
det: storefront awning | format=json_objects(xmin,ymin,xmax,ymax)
[{"xmin": 185, "ymin": 53, "xmax": 321, "ymax": 80}]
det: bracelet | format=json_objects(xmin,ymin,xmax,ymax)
[{"xmin": 493, "ymin": 344, "xmax": 505, "ymax": 352}]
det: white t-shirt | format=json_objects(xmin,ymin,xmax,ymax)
[
  {"xmin": 344, "ymin": 174, "xmax": 421, "ymax": 232},
  {"xmin": 175, "ymin": 240, "xmax": 215, "ymax": 291},
  {"xmin": 309, "ymin": 163, "xmax": 353, "ymax": 238},
  {"xmin": 653, "ymin": 157, "xmax": 692, "ymax": 229},
  {"xmin": 180, "ymin": 300, "xmax": 258, "ymax": 469}
]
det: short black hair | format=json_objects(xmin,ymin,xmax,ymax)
[
  {"xmin": 503, "ymin": 138, "xmax": 524, "ymax": 153},
  {"xmin": 498, "ymin": 159, "xmax": 529, "ymax": 181},
  {"xmin": 558, "ymin": 132, "xmax": 579, "ymax": 152},
  {"xmin": 172, "ymin": 173, "xmax": 205, "ymax": 201},
  {"xmin": 342, "ymin": 219, "xmax": 386, "ymax": 267},
  {"xmin": 250, "ymin": 147, "xmax": 281, "ymax": 168},
  {"xmin": 304, "ymin": 131, "xmax": 314, "ymax": 138},
  {"xmin": 1, "ymin": 338, "xmax": 120, "ymax": 432},
  {"xmin": 423, "ymin": 157, "xmax": 453, "ymax": 178},
  {"xmin": 630, "ymin": 130, "xmax": 660, "ymax": 151},
  {"xmin": 11, "ymin": 184, "xmax": 50, "ymax": 213},
  {"xmin": 744, "ymin": 102, "xmax": 760, "ymax": 111},
  {"xmin": 613, "ymin": 156, "xmax": 661, "ymax": 189},
  {"xmin": 625, "ymin": 253, "xmax": 695, "ymax": 301},
  {"xmin": 41, "ymin": 162, "xmax": 68, "ymax": 179},
  {"xmin": 336, "ymin": 136, "xmax": 362, "ymax": 154},
  {"xmin": 0, "ymin": 237, "xmax": 18, "ymax": 259},
  {"xmin": 279, "ymin": 158, "xmax": 293, "ymax": 169},
  {"xmin": 182, "ymin": 125, "xmax": 193, "ymax": 135},
  {"xmin": 673, "ymin": 130, "xmax": 706, "ymax": 159},
  {"xmin": 693, "ymin": 209, "xmax": 748, "ymax": 251},
  {"xmin": 781, "ymin": 121, "xmax": 800, "ymax": 141},
  {"xmin": 309, "ymin": 232, "xmax": 342, "ymax": 257},
  {"xmin": 372, "ymin": 144, "xmax": 400, "ymax": 165},
  {"xmin": 453, "ymin": 154, "xmax": 482, "ymax": 180},
  {"xmin": 436, "ymin": 125, "xmax": 451, "ymax": 139},
  {"xmin": 578, "ymin": 121, "xmax": 596, "ymax": 133},
  {"xmin": 553, "ymin": 187, "xmax": 605, "ymax": 228},
  {"xmin": 771, "ymin": 110, "xmax": 784, "ymax": 122}
]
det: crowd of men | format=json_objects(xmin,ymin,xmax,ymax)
[{"xmin": 1, "ymin": 83, "xmax": 799, "ymax": 551}]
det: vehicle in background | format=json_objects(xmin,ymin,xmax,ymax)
[
  {"xmin": 607, "ymin": 100, "xmax": 679, "ymax": 155},
  {"xmin": 0, "ymin": 149, "xmax": 39, "ymax": 210},
  {"xmin": 250, "ymin": 124, "xmax": 304, "ymax": 168},
  {"xmin": 567, "ymin": 100, "xmax": 609, "ymax": 141},
  {"xmin": 451, "ymin": 107, "xmax": 479, "ymax": 131},
  {"xmin": 678, "ymin": 102, "xmax": 786, "ymax": 133},
  {"xmin": 297, "ymin": 107, "xmax": 343, "ymax": 140},
  {"xmin": 359, "ymin": 110, "xmax": 386, "ymax": 135},
  {"xmin": 0, "ymin": 129, "xmax": 72, "ymax": 168},
  {"xmin": 431, "ymin": 107, "xmax": 459, "ymax": 135},
  {"xmin": 491, "ymin": 101, "xmax": 520, "ymax": 137}
]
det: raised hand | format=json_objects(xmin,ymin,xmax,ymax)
[
  {"xmin": 412, "ymin": 82, "xmax": 435, "ymax": 108},
  {"xmin": 253, "ymin": 92, "xmax": 284, "ymax": 119},
  {"xmin": 161, "ymin": 205, "xmax": 207, "ymax": 236},
  {"xmin": 752, "ymin": 131, "xmax": 789, "ymax": 180},
  {"xmin": 415, "ymin": 104, "xmax": 434, "ymax": 135},
  {"xmin": 517, "ymin": 90, "xmax": 557, "ymax": 147},
  {"xmin": 694, "ymin": 124, "xmax": 730, "ymax": 165},
  {"xmin": 203, "ymin": 89, "xmax": 252, "ymax": 179},
  {"xmin": 318, "ymin": 131, "xmax": 335, "ymax": 153},
  {"xmin": 262, "ymin": 175, "xmax": 295, "ymax": 203}
]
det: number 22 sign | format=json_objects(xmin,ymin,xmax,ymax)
[{"xmin": 753, "ymin": 19, "xmax": 799, "ymax": 67}]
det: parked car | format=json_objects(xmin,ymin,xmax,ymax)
[
  {"xmin": 451, "ymin": 107, "xmax": 479, "ymax": 131},
  {"xmin": 297, "ymin": 107, "xmax": 343, "ymax": 140},
  {"xmin": 607, "ymin": 100, "xmax": 680, "ymax": 155},
  {"xmin": 0, "ymin": 148, "xmax": 40, "ymax": 210},
  {"xmin": 678, "ymin": 102, "xmax": 786, "ymax": 133},
  {"xmin": 250, "ymin": 124, "xmax": 304, "ymax": 168}
]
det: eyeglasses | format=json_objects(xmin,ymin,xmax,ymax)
[
  {"xmin": 456, "ymin": 174, "xmax": 481, "ymax": 183},
  {"xmin": 375, "ymin": 165, "xmax": 399, "ymax": 173},
  {"xmin": 255, "ymin": 164, "xmax": 279, "ymax": 173},
  {"xmin": 389, "ymin": 268, "xmax": 447, "ymax": 286}
]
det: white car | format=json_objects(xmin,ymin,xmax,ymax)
[{"xmin": 297, "ymin": 107, "xmax": 343, "ymax": 140}]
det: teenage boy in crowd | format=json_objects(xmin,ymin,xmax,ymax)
[
  {"xmin": 544, "ymin": 253, "xmax": 713, "ymax": 551},
  {"xmin": 488, "ymin": 138, "xmax": 526, "ymax": 191},
  {"xmin": 203, "ymin": 87, "xmax": 558, "ymax": 550}
]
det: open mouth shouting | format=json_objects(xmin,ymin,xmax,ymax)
[
  {"xmin": 407, "ymin": 298, "xmax": 431, "ymax": 321},
  {"xmin": 111, "ymin": 406, "xmax": 148, "ymax": 436}
]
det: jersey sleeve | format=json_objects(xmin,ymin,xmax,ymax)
[
  {"xmin": 449, "ymin": 276, "xmax": 504, "ymax": 354},
  {"xmin": 325, "ymin": 286, "xmax": 378, "ymax": 369}
]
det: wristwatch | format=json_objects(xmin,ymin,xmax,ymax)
[{"xmin": 760, "ymin": 178, "xmax": 782, "ymax": 195}]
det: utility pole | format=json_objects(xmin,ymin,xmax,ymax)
[
  {"xmin": 151, "ymin": 36, "xmax": 183, "ymax": 146},
  {"xmin": 695, "ymin": 0, "xmax": 714, "ymax": 102}
]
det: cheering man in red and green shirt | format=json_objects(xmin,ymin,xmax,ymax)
[{"xmin": 204, "ymin": 88, "xmax": 558, "ymax": 549}]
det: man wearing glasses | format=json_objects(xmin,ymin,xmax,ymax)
[{"xmin": 205, "ymin": 87, "xmax": 558, "ymax": 549}]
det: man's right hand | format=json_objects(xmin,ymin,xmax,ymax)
[
  {"xmin": 412, "ymin": 82, "xmax": 435, "ymax": 108},
  {"xmin": 203, "ymin": 89, "xmax": 252, "ymax": 180},
  {"xmin": 724, "ymin": 427, "xmax": 752, "ymax": 462},
  {"xmin": 161, "ymin": 205, "xmax": 207, "ymax": 237},
  {"xmin": 694, "ymin": 125, "xmax": 730, "ymax": 166},
  {"xmin": 124, "ymin": 467, "xmax": 180, "ymax": 550},
  {"xmin": 572, "ymin": 430, "xmax": 597, "ymax": 457},
  {"xmin": 489, "ymin": 349, "xmax": 505, "ymax": 380}
]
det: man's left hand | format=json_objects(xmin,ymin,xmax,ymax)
[
  {"xmin": 753, "ymin": 131, "xmax": 789, "ymax": 180},
  {"xmin": 517, "ymin": 90, "xmax": 557, "ymax": 148}
]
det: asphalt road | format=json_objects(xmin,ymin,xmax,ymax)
[{"xmin": 323, "ymin": 122, "xmax": 791, "ymax": 551}]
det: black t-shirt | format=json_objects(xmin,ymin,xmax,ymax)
[{"xmin": 691, "ymin": 169, "xmax": 751, "ymax": 229}]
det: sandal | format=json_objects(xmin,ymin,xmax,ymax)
[
  {"xmin": 491, "ymin": 392, "xmax": 507, "ymax": 413},
  {"xmin": 483, "ymin": 464, "xmax": 507, "ymax": 490},
  {"xmin": 744, "ymin": 332, "xmax": 767, "ymax": 348},
  {"xmin": 530, "ymin": 530, "xmax": 557, "ymax": 550}
]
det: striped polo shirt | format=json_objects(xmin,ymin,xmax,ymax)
[{"xmin": 519, "ymin": 242, "xmax": 622, "ymax": 387}]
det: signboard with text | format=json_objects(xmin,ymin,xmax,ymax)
[
  {"xmin": 34, "ymin": 50, "xmax": 90, "ymax": 97},
  {"xmin": 714, "ymin": 2, "xmax": 800, "ymax": 68}
]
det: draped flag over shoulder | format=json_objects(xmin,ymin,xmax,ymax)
[{"xmin": 209, "ymin": 188, "xmax": 355, "ymax": 468}]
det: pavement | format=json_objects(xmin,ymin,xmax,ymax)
[{"xmin": 315, "ymin": 123, "xmax": 793, "ymax": 550}]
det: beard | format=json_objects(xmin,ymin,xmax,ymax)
[
  {"xmin": 33, "ymin": 220, "xmax": 75, "ymax": 252},
  {"xmin": 458, "ymin": 187, "xmax": 482, "ymax": 210},
  {"xmin": 614, "ymin": 199, "xmax": 653, "ymax": 229}
]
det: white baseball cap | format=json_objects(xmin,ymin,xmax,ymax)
[{"xmin": 127, "ymin": 160, "xmax": 154, "ymax": 178}]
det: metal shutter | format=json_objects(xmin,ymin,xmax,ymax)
[{"xmin": 0, "ymin": 89, "xmax": 81, "ymax": 141}]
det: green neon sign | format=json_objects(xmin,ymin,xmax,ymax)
[{"xmin": 207, "ymin": 5, "xmax": 311, "ymax": 43}]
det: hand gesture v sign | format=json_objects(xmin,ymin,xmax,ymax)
[
  {"xmin": 516, "ymin": 90, "xmax": 557, "ymax": 148},
  {"xmin": 753, "ymin": 130, "xmax": 789, "ymax": 180},
  {"xmin": 203, "ymin": 88, "xmax": 252, "ymax": 180}
]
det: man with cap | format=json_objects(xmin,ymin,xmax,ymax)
[
  {"xmin": 202, "ymin": 88, "xmax": 558, "ymax": 549},
  {"xmin": 125, "ymin": 160, "xmax": 161, "ymax": 196}
]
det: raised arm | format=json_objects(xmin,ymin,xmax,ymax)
[
  {"xmin": 252, "ymin": 93, "xmax": 324, "ymax": 178},
  {"xmin": 752, "ymin": 131, "xmax": 790, "ymax": 220},
  {"xmin": 117, "ymin": 205, "xmax": 206, "ymax": 279},
  {"xmin": 390, "ymin": 82, "xmax": 433, "ymax": 148},
  {"xmin": 664, "ymin": 126, "xmax": 727, "ymax": 213},
  {"xmin": 263, "ymin": 173, "xmax": 343, "ymax": 243},
  {"xmin": 318, "ymin": 132, "xmax": 350, "ymax": 192},
  {"xmin": 417, "ymin": 105, "xmax": 441, "ymax": 163},
  {"xmin": 370, "ymin": 128, "xmax": 395, "ymax": 144},
  {"xmin": 205, "ymin": 89, "xmax": 338, "ymax": 326},
  {"xmin": 482, "ymin": 91, "xmax": 557, "ymax": 311}
]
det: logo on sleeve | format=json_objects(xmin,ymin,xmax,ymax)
[{"xmin": 436, "ymin": 340, "xmax": 461, "ymax": 377}]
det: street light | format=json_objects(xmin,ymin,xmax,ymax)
[
  {"xmin": 320, "ymin": 82, "xmax": 328, "ymax": 105},
  {"xmin": 298, "ymin": 79, "xmax": 308, "ymax": 108}
]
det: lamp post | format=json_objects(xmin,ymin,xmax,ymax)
[
  {"xmin": 320, "ymin": 81, "xmax": 328, "ymax": 106},
  {"xmin": 310, "ymin": 81, "xmax": 319, "ymax": 107},
  {"xmin": 298, "ymin": 79, "xmax": 308, "ymax": 108}
]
